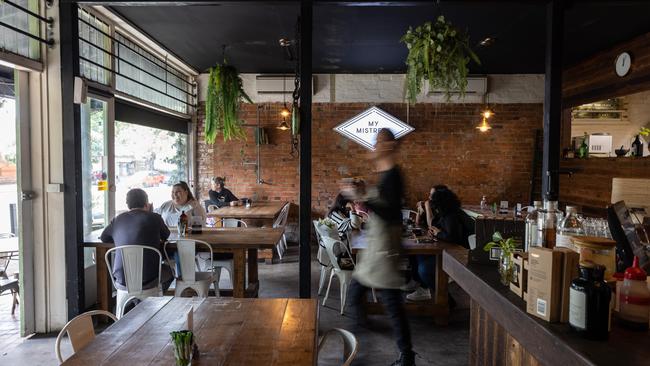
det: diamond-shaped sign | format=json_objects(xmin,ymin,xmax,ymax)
[{"xmin": 333, "ymin": 106, "xmax": 414, "ymax": 150}]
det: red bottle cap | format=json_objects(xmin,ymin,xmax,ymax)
[{"xmin": 624, "ymin": 256, "xmax": 648, "ymax": 281}]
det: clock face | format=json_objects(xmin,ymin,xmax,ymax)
[{"xmin": 615, "ymin": 52, "xmax": 632, "ymax": 77}]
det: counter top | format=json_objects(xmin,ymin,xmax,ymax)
[{"xmin": 443, "ymin": 250, "xmax": 650, "ymax": 366}]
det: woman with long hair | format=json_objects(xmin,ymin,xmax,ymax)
[{"xmin": 156, "ymin": 181, "xmax": 206, "ymax": 227}]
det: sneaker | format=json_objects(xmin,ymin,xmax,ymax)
[
  {"xmin": 400, "ymin": 279, "xmax": 419, "ymax": 292},
  {"xmin": 390, "ymin": 351, "xmax": 416, "ymax": 366},
  {"xmin": 406, "ymin": 286, "xmax": 431, "ymax": 302}
]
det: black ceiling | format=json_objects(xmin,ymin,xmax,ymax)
[{"xmin": 110, "ymin": 1, "xmax": 650, "ymax": 74}]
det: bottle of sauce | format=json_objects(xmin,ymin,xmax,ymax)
[
  {"xmin": 631, "ymin": 135, "xmax": 644, "ymax": 157},
  {"xmin": 178, "ymin": 210, "xmax": 188, "ymax": 236},
  {"xmin": 619, "ymin": 256, "xmax": 650, "ymax": 330}
]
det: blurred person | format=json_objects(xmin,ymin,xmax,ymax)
[
  {"xmin": 100, "ymin": 188, "xmax": 173, "ymax": 291},
  {"xmin": 343, "ymin": 128, "xmax": 415, "ymax": 366},
  {"xmin": 204, "ymin": 176, "xmax": 238, "ymax": 211},
  {"xmin": 156, "ymin": 181, "xmax": 206, "ymax": 227}
]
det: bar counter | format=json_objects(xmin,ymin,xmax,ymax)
[{"xmin": 443, "ymin": 250, "xmax": 649, "ymax": 366}]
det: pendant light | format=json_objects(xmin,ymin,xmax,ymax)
[
  {"xmin": 277, "ymin": 73, "xmax": 291, "ymax": 130},
  {"xmin": 477, "ymin": 93, "xmax": 493, "ymax": 132}
]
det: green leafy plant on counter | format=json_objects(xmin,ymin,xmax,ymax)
[
  {"xmin": 205, "ymin": 64, "xmax": 253, "ymax": 143},
  {"xmin": 170, "ymin": 330, "xmax": 194, "ymax": 366},
  {"xmin": 640, "ymin": 127, "xmax": 650, "ymax": 137},
  {"xmin": 401, "ymin": 15, "xmax": 480, "ymax": 104},
  {"xmin": 483, "ymin": 231, "xmax": 517, "ymax": 257}
]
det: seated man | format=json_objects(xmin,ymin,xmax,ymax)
[
  {"xmin": 100, "ymin": 188, "xmax": 173, "ymax": 291},
  {"xmin": 204, "ymin": 176, "xmax": 238, "ymax": 211}
]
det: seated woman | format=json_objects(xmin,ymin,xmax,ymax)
[
  {"xmin": 156, "ymin": 181, "xmax": 206, "ymax": 227},
  {"xmin": 204, "ymin": 176, "xmax": 238, "ymax": 211},
  {"xmin": 414, "ymin": 184, "xmax": 448, "ymax": 228},
  {"xmin": 407, "ymin": 186, "xmax": 474, "ymax": 301},
  {"xmin": 326, "ymin": 193, "xmax": 359, "ymax": 270}
]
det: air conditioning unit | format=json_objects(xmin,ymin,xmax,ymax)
[
  {"xmin": 426, "ymin": 76, "xmax": 487, "ymax": 96},
  {"xmin": 256, "ymin": 75, "xmax": 313, "ymax": 94}
]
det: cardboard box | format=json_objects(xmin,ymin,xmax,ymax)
[
  {"xmin": 510, "ymin": 252, "xmax": 529, "ymax": 298},
  {"xmin": 527, "ymin": 247, "xmax": 563, "ymax": 322},
  {"xmin": 555, "ymin": 248, "xmax": 580, "ymax": 323}
]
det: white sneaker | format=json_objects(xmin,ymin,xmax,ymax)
[
  {"xmin": 400, "ymin": 279, "xmax": 419, "ymax": 292},
  {"xmin": 406, "ymin": 286, "xmax": 432, "ymax": 302}
]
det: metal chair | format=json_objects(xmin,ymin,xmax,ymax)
[
  {"xmin": 207, "ymin": 204, "xmax": 219, "ymax": 213},
  {"xmin": 0, "ymin": 277, "xmax": 19, "ymax": 315},
  {"xmin": 318, "ymin": 328, "xmax": 359, "ymax": 366},
  {"xmin": 105, "ymin": 245, "xmax": 163, "ymax": 319},
  {"xmin": 164, "ymin": 239, "xmax": 216, "ymax": 298},
  {"xmin": 321, "ymin": 236, "xmax": 355, "ymax": 315},
  {"xmin": 273, "ymin": 203, "xmax": 291, "ymax": 260},
  {"xmin": 401, "ymin": 209, "xmax": 418, "ymax": 222},
  {"xmin": 314, "ymin": 220, "xmax": 335, "ymax": 296},
  {"xmin": 55, "ymin": 310, "xmax": 117, "ymax": 363}
]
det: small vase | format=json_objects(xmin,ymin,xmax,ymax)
[{"xmin": 498, "ymin": 252, "xmax": 515, "ymax": 286}]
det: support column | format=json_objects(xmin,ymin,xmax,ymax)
[
  {"xmin": 299, "ymin": 0, "xmax": 313, "ymax": 298},
  {"xmin": 542, "ymin": 0, "xmax": 564, "ymax": 201}
]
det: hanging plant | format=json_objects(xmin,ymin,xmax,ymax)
[
  {"xmin": 205, "ymin": 64, "xmax": 253, "ymax": 143},
  {"xmin": 401, "ymin": 15, "xmax": 480, "ymax": 104}
]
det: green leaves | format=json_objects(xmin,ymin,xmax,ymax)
[
  {"xmin": 205, "ymin": 64, "xmax": 252, "ymax": 144},
  {"xmin": 483, "ymin": 231, "xmax": 517, "ymax": 256},
  {"xmin": 401, "ymin": 17, "xmax": 480, "ymax": 104}
]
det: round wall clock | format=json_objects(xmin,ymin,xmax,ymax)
[{"xmin": 615, "ymin": 52, "xmax": 632, "ymax": 77}]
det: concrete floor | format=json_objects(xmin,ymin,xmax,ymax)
[{"xmin": 0, "ymin": 246, "xmax": 470, "ymax": 365}]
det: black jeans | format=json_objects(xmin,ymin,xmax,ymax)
[
  {"xmin": 348, "ymin": 279, "xmax": 413, "ymax": 353},
  {"xmin": 409, "ymin": 255, "xmax": 436, "ymax": 290}
]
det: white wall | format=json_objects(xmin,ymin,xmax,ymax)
[
  {"xmin": 571, "ymin": 89, "xmax": 650, "ymax": 156},
  {"xmin": 197, "ymin": 73, "xmax": 545, "ymax": 104}
]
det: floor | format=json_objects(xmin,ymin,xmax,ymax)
[{"xmin": 0, "ymin": 246, "xmax": 470, "ymax": 365}]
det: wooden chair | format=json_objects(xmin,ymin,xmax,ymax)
[
  {"xmin": 164, "ymin": 239, "xmax": 216, "ymax": 298},
  {"xmin": 55, "ymin": 310, "xmax": 117, "ymax": 364},
  {"xmin": 318, "ymin": 328, "xmax": 359, "ymax": 366},
  {"xmin": 105, "ymin": 245, "xmax": 163, "ymax": 318}
]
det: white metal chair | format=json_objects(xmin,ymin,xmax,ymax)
[
  {"xmin": 55, "ymin": 310, "xmax": 117, "ymax": 364},
  {"xmin": 204, "ymin": 219, "xmax": 248, "ymax": 292},
  {"xmin": 401, "ymin": 209, "xmax": 417, "ymax": 222},
  {"xmin": 314, "ymin": 220, "xmax": 336, "ymax": 296},
  {"xmin": 165, "ymin": 239, "xmax": 216, "ymax": 298},
  {"xmin": 105, "ymin": 245, "xmax": 163, "ymax": 319},
  {"xmin": 318, "ymin": 328, "xmax": 359, "ymax": 366},
  {"xmin": 273, "ymin": 203, "xmax": 291, "ymax": 260},
  {"xmin": 207, "ymin": 204, "xmax": 219, "ymax": 213},
  {"xmin": 321, "ymin": 236, "xmax": 355, "ymax": 315}
]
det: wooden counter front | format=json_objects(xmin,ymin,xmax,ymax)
[{"xmin": 443, "ymin": 249, "xmax": 650, "ymax": 366}]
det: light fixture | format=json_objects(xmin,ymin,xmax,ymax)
[
  {"xmin": 277, "ymin": 119, "xmax": 290, "ymax": 131},
  {"xmin": 476, "ymin": 117, "xmax": 492, "ymax": 132},
  {"xmin": 280, "ymin": 106, "xmax": 291, "ymax": 118},
  {"xmin": 481, "ymin": 107, "xmax": 494, "ymax": 119},
  {"xmin": 479, "ymin": 36, "xmax": 496, "ymax": 47},
  {"xmin": 277, "ymin": 73, "xmax": 291, "ymax": 130}
]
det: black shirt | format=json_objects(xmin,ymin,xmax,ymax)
[
  {"xmin": 434, "ymin": 208, "xmax": 475, "ymax": 248},
  {"xmin": 366, "ymin": 166, "xmax": 404, "ymax": 226},
  {"xmin": 208, "ymin": 188, "xmax": 238, "ymax": 207},
  {"xmin": 100, "ymin": 210, "xmax": 170, "ymax": 287}
]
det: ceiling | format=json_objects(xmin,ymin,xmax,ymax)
[{"xmin": 110, "ymin": 1, "xmax": 650, "ymax": 74}]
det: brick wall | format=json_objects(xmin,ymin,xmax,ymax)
[{"xmin": 196, "ymin": 102, "xmax": 542, "ymax": 218}]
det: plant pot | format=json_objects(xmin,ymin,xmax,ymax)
[{"xmin": 499, "ymin": 252, "xmax": 515, "ymax": 286}]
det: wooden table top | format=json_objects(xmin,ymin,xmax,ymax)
[
  {"xmin": 350, "ymin": 231, "xmax": 461, "ymax": 255},
  {"xmin": 207, "ymin": 201, "xmax": 287, "ymax": 219},
  {"xmin": 62, "ymin": 297, "xmax": 318, "ymax": 366},
  {"xmin": 84, "ymin": 227, "xmax": 284, "ymax": 249}
]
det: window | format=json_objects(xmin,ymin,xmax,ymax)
[
  {"xmin": 78, "ymin": 8, "xmax": 112, "ymax": 85},
  {"xmin": 0, "ymin": 0, "xmax": 41, "ymax": 61},
  {"xmin": 114, "ymin": 122, "xmax": 187, "ymax": 215}
]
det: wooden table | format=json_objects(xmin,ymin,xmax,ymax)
[
  {"xmin": 207, "ymin": 201, "xmax": 287, "ymax": 220},
  {"xmin": 62, "ymin": 297, "xmax": 319, "ymax": 366},
  {"xmin": 350, "ymin": 232, "xmax": 463, "ymax": 325},
  {"xmin": 443, "ymin": 249, "xmax": 650, "ymax": 366},
  {"xmin": 84, "ymin": 227, "xmax": 285, "ymax": 313}
]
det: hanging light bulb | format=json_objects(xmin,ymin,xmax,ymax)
[
  {"xmin": 280, "ymin": 105, "xmax": 291, "ymax": 118},
  {"xmin": 482, "ymin": 107, "xmax": 494, "ymax": 119},
  {"xmin": 476, "ymin": 117, "xmax": 492, "ymax": 132}
]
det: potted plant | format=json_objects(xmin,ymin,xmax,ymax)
[
  {"xmin": 401, "ymin": 15, "xmax": 480, "ymax": 104},
  {"xmin": 205, "ymin": 64, "xmax": 253, "ymax": 143},
  {"xmin": 483, "ymin": 231, "xmax": 518, "ymax": 286}
]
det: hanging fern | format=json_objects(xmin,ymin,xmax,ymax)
[
  {"xmin": 205, "ymin": 64, "xmax": 253, "ymax": 143},
  {"xmin": 401, "ymin": 16, "xmax": 480, "ymax": 104}
]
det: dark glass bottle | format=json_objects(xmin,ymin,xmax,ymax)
[
  {"xmin": 631, "ymin": 135, "xmax": 643, "ymax": 157},
  {"xmin": 587, "ymin": 266, "xmax": 611, "ymax": 340},
  {"xmin": 569, "ymin": 265, "xmax": 591, "ymax": 335}
]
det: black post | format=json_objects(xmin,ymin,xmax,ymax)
[
  {"xmin": 542, "ymin": 0, "xmax": 564, "ymax": 201},
  {"xmin": 299, "ymin": 0, "xmax": 312, "ymax": 299},
  {"xmin": 60, "ymin": 1, "xmax": 84, "ymax": 318}
]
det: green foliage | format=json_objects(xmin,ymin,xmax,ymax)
[
  {"xmin": 401, "ymin": 15, "xmax": 480, "ymax": 104},
  {"xmin": 205, "ymin": 64, "xmax": 253, "ymax": 143},
  {"xmin": 640, "ymin": 127, "xmax": 650, "ymax": 137},
  {"xmin": 164, "ymin": 133, "xmax": 187, "ymax": 183},
  {"xmin": 483, "ymin": 231, "xmax": 517, "ymax": 257}
]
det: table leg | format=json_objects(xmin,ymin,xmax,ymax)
[
  {"xmin": 233, "ymin": 249, "xmax": 246, "ymax": 298},
  {"xmin": 96, "ymin": 246, "xmax": 112, "ymax": 314},
  {"xmin": 434, "ymin": 253, "xmax": 450, "ymax": 326},
  {"xmin": 247, "ymin": 249, "xmax": 258, "ymax": 285}
]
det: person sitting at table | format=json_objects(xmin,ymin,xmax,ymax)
[
  {"xmin": 100, "ymin": 188, "xmax": 173, "ymax": 291},
  {"xmin": 327, "ymin": 193, "xmax": 358, "ymax": 270},
  {"xmin": 204, "ymin": 176, "xmax": 238, "ymax": 211},
  {"xmin": 156, "ymin": 181, "xmax": 206, "ymax": 227},
  {"xmin": 406, "ymin": 186, "xmax": 474, "ymax": 302},
  {"xmin": 414, "ymin": 184, "xmax": 448, "ymax": 228}
]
